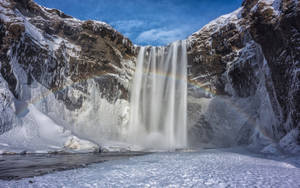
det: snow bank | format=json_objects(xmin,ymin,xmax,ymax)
[{"xmin": 0, "ymin": 104, "xmax": 99, "ymax": 154}]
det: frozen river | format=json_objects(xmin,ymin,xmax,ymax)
[{"xmin": 1, "ymin": 148, "xmax": 300, "ymax": 187}]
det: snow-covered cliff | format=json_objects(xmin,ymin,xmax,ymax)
[
  {"xmin": 187, "ymin": 0, "xmax": 300, "ymax": 153},
  {"xmin": 0, "ymin": 0, "xmax": 136, "ymax": 153},
  {"xmin": 0, "ymin": 0, "xmax": 299, "ymax": 153}
]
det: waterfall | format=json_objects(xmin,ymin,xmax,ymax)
[{"xmin": 128, "ymin": 40, "xmax": 187, "ymax": 150}]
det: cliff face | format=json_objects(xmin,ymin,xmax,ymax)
[
  {"xmin": 0, "ymin": 0, "xmax": 135, "ymax": 103},
  {"xmin": 0, "ymin": 0, "xmax": 299, "ymax": 153},
  {"xmin": 0, "ymin": 0, "xmax": 136, "ymax": 151},
  {"xmin": 245, "ymin": 0, "xmax": 300, "ymax": 136},
  {"xmin": 187, "ymin": 0, "xmax": 300, "ymax": 153}
]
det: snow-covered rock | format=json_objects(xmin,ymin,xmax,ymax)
[
  {"xmin": 0, "ymin": 0, "xmax": 135, "ymax": 152},
  {"xmin": 0, "ymin": 0, "xmax": 299, "ymax": 153},
  {"xmin": 0, "ymin": 79, "xmax": 18, "ymax": 134},
  {"xmin": 0, "ymin": 103, "xmax": 99, "ymax": 154},
  {"xmin": 187, "ymin": 0, "xmax": 300, "ymax": 153}
]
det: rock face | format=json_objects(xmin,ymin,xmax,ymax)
[
  {"xmin": 0, "ymin": 0, "xmax": 135, "ymax": 102},
  {"xmin": 0, "ymin": 0, "xmax": 299, "ymax": 153},
  {"xmin": 187, "ymin": 0, "xmax": 300, "ymax": 153},
  {"xmin": 245, "ymin": 0, "xmax": 300, "ymax": 135},
  {"xmin": 0, "ymin": 0, "xmax": 136, "ymax": 150}
]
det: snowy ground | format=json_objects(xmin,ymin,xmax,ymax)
[
  {"xmin": 0, "ymin": 103, "xmax": 99, "ymax": 154},
  {"xmin": 1, "ymin": 148, "xmax": 300, "ymax": 187}
]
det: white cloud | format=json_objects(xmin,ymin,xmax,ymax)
[
  {"xmin": 111, "ymin": 20, "xmax": 145, "ymax": 32},
  {"xmin": 136, "ymin": 28, "xmax": 187, "ymax": 45}
]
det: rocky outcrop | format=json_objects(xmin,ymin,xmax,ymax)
[
  {"xmin": 0, "ymin": 0, "xmax": 135, "ymax": 104},
  {"xmin": 187, "ymin": 9, "xmax": 244, "ymax": 96},
  {"xmin": 187, "ymin": 0, "xmax": 300, "ymax": 153},
  {"xmin": 0, "ymin": 0, "xmax": 299, "ymax": 153},
  {"xmin": 245, "ymin": 0, "xmax": 300, "ymax": 137},
  {"xmin": 0, "ymin": 0, "xmax": 135, "ymax": 148}
]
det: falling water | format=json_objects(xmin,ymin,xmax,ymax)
[{"xmin": 129, "ymin": 40, "xmax": 187, "ymax": 150}]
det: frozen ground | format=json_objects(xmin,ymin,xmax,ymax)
[
  {"xmin": 0, "ymin": 152, "xmax": 146, "ymax": 180},
  {"xmin": 1, "ymin": 148, "xmax": 300, "ymax": 187},
  {"xmin": 0, "ymin": 103, "xmax": 99, "ymax": 154}
]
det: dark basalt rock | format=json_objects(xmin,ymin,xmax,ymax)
[
  {"xmin": 0, "ymin": 20, "xmax": 18, "ymax": 97},
  {"xmin": 187, "ymin": 0, "xmax": 300, "ymax": 150},
  {"xmin": 187, "ymin": 15, "xmax": 245, "ymax": 96},
  {"xmin": 244, "ymin": 0, "xmax": 300, "ymax": 132},
  {"xmin": 0, "ymin": 0, "xmax": 135, "ymax": 111},
  {"xmin": 228, "ymin": 59, "xmax": 259, "ymax": 98},
  {"xmin": 94, "ymin": 75, "xmax": 128, "ymax": 103}
]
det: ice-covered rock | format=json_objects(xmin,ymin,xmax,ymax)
[
  {"xmin": 0, "ymin": 0, "xmax": 135, "ymax": 152},
  {"xmin": 186, "ymin": 0, "xmax": 300, "ymax": 153},
  {"xmin": 0, "ymin": 0, "xmax": 299, "ymax": 153},
  {"xmin": 0, "ymin": 103, "xmax": 99, "ymax": 154}
]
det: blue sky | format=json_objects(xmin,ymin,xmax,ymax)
[{"xmin": 35, "ymin": 0, "xmax": 243, "ymax": 46}]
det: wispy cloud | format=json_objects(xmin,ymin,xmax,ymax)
[
  {"xmin": 111, "ymin": 20, "xmax": 145, "ymax": 32},
  {"xmin": 111, "ymin": 20, "xmax": 145, "ymax": 38},
  {"xmin": 136, "ymin": 28, "xmax": 187, "ymax": 46}
]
